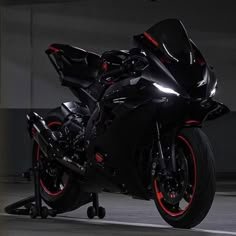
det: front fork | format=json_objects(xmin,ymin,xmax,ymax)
[
  {"xmin": 155, "ymin": 122, "xmax": 166, "ymax": 171},
  {"xmin": 155, "ymin": 122, "xmax": 177, "ymax": 175},
  {"xmin": 170, "ymin": 128, "xmax": 178, "ymax": 173}
]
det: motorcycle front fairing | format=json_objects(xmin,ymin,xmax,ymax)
[{"xmin": 133, "ymin": 19, "xmax": 230, "ymax": 125}]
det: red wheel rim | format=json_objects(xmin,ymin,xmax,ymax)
[
  {"xmin": 154, "ymin": 135, "xmax": 197, "ymax": 217},
  {"xmin": 36, "ymin": 121, "xmax": 69, "ymax": 196}
]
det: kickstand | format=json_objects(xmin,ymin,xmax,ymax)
[{"xmin": 5, "ymin": 160, "xmax": 57, "ymax": 219}]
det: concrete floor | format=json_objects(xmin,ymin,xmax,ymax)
[{"xmin": 0, "ymin": 183, "xmax": 236, "ymax": 235}]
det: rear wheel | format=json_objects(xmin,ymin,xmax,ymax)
[
  {"xmin": 152, "ymin": 128, "xmax": 215, "ymax": 228},
  {"xmin": 32, "ymin": 108, "xmax": 91, "ymax": 213}
]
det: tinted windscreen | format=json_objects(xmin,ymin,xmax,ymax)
[{"xmin": 144, "ymin": 19, "xmax": 194, "ymax": 64}]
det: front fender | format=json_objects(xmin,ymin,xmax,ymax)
[
  {"xmin": 204, "ymin": 101, "xmax": 230, "ymax": 121},
  {"xmin": 184, "ymin": 100, "xmax": 230, "ymax": 126}
]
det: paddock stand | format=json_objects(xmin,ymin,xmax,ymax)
[
  {"xmin": 87, "ymin": 193, "xmax": 106, "ymax": 219},
  {"xmin": 4, "ymin": 160, "xmax": 106, "ymax": 219},
  {"xmin": 4, "ymin": 162, "xmax": 57, "ymax": 219}
]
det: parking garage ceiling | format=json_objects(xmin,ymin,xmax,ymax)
[
  {"xmin": 0, "ymin": 0, "xmax": 80, "ymax": 5},
  {"xmin": 0, "ymin": 0, "xmax": 160, "ymax": 5}
]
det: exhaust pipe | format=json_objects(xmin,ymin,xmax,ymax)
[{"xmin": 27, "ymin": 112, "xmax": 86, "ymax": 176}]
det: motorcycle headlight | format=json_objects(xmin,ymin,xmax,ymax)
[
  {"xmin": 153, "ymin": 83, "xmax": 180, "ymax": 96},
  {"xmin": 210, "ymin": 87, "xmax": 216, "ymax": 97},
  {"xmin": 209, "ymin": 81, "xmax": 217, "ymax": 97}
]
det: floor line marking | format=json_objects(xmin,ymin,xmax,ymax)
[
  {"xmin": 216, "ymin": 192, "xmax": 236, "ymax": 196},
  {"xmin": 1, "ymin": 212, "xmax": 236, "ymax": 235}
]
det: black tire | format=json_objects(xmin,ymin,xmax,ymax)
[
  {"xmin": 98, "ymin": 206, "xmax": 106, "ymax": 219},
  {"xmin": 29, "ymin": 206, "xmax": 38, "ymax": 219},
  {"xmin": 152, "ymin": 128, "xmax": 216, "ymax": 229},
  {"xmin": 32, "ymin": 108, "xmax": 91, "ymax": 213},
  {"xmin": 87, "ymin": 206, "xmax": 96, "ymax": 219},
  {"xmin": 41, "ymin": 206, "xmax": 49, "ymax": 219}
]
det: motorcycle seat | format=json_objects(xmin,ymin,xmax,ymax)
[{"xmin": 48, "ymin": 44, "xmax": 102, "ymax": 88}]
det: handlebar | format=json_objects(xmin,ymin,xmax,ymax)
[{"xmin": 100, "ymin": 54, "xmax": 149, "ymax": 84}]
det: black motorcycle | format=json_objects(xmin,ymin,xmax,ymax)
[{"xmin": 27, "ymin": 19, "xmax": 229, "ymax": 229}]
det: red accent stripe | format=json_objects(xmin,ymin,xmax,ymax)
[
  {"xmin": 160, "ymin": 57, "xmax": 171, "ymax": 64},
  {"xmin": 154, "ymin": 135, "xmax": 197, "ymax": 217},
  {"xmin": 197, "ymin": 57, "xmax": 205, "ymax": 66},
  {"xmin": 106, "ymin": 81, "xmax": 114, "ymax": 85},
  {"xmin": 49, "ymin": 46, "xmax": 60, "ymax": 53},
  {"xmin": 143, "ymin": 32, "xmax": 159, "ymax": 47},
  {"xmin": 95, "ymin": 153, "xmax": 104, "ymax": 163},
  {"xmin": 31, "ymin": 127, "xmax": 36, "ymax": 137},
  {"xmin": 185, "ymin": 120, "xmax": 200, "ymax": 124},
  {"xmin": 47, "ymin": 121, "xmax": 62, "ymax": 127},
  {"xmin": 36, "ymin": 121, "xmax": 69, "ymax": 197},
  {"xmin": 102, "ymin": 62, "xmax": 108, "ymax": 71}
]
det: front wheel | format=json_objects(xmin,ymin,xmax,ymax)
[{"xmin": 152, "ymin": 128, "xmax": 216, "ymax": 229}]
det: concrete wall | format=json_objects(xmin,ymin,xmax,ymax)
[
  {"xmin": 2, "ymin": 0, "xmax": 236, "ymax": 109},
  {"xmin": 0, "ymin": 6, "xmax": 32, "ymax": 108},
  {"xmin": 0, "ymin": 0, "xmax": 236, "ymax": 176},
  {"xmin": 0, "ymin": 6, "xmax": 2, "ymax": 105}
]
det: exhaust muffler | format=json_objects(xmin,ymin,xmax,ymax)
[{"xmin": 27, "ymin": 112, "xmax": 86, "ymax": 176}]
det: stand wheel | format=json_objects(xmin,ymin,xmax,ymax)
[
  {"xmin": 98, "ymin": 207, "xmax": 106, "ymax": 219},
  {"xmin": 29, "ymin": 206, "xmax": 38, "ymax": 219},
  {"xmin": 41, "ymin": 206, "xmax": 49, "ymax": 219},
  {"xmin": 87, "ymin": 206, "xmax": 96, "ymax": 219}
]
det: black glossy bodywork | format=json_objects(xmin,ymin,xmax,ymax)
[
  {"xmin": 46, "ymin": 19, "xmax": 229, "ymax": 199},
  {"xmin": 133, "ymin": 19, "xmax": 218, "ymax": 100},
  {"xmin": 46, "ymin": 44, "xmax": 102, "ymax": 88}
]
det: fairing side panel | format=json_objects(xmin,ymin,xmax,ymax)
[
  {"xmin": 142, "ymin": 57, "xmax": 188, "ymax": 97},
  {"xmin": 135, "ymin": 47, "xmax": 190, "ymax": 99},
  {"xmin": 95, "ymin": 103, "xmax": 157, "ymax": 199}
]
